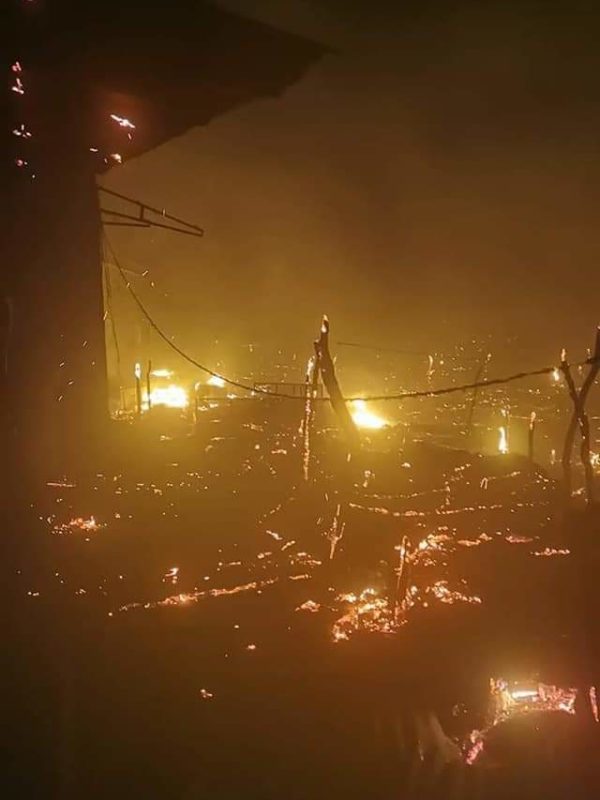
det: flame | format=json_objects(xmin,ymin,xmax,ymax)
[
  {"xmin": 498, "ymin": 426, "xmax": 509, "ymax": 454},
  {"xmin": 350, "ymin": 400, "xmax": 388, "ymax": 430},
  {"xmin": 207, "ymin": 375, "xmax": 226, "ymax": 388},
  {"xmin": 465, "ymin": 678, "xmax": 580, "ymax": 764},
  {"xmin": 143, "ymin": 385, "xmax": 188, "ymax": 410}
]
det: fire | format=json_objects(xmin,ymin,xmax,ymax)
[
  {"xmin": 331, "ymin": 587, "xmax": 396, "ymax": 642},
  {"xmin": 465, "ymin": 677, "xmax": 580, "ymax": 764},
  {"xmin": 350, "ymin": 400, "xmax": 388, "ymax": 430},
  {"xmin": 498, "ymin": 426, "xmax": 508, "ymax": 454},
  {"xmin": 143, "ymin": 385, "xmax": 188, "ymax": 410}
]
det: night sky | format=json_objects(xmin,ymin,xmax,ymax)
[{"xmin": 102, "ymin": 0, "xmax": 600, "ymax": 374}]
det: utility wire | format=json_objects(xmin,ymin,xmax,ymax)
[
  {"xmin": 105, "ymin": 234, "xmax": 597, "ymax": 403},
  {"xmin": 104, "ymin": 235, "xmax": 301, "ymax": 398}
]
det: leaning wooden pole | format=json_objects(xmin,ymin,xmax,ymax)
[{"xmin": 314, "ymin": 316, "xmax": 360, "ymax": 451}]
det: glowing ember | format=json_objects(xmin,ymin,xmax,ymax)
[
  {"xmin": 296, "ymin": 600, "xmax": 321, "ymax": 613},
  {"xmin": 532, "ymin": 547, "xmax": 570, "ymax": 557},
  {"xmin": 53, "ymin": 516, "xmax": 103, "ymax": 535},
  {"xmin": 332, "ymin": 588, "xmax": 397, "ymax": 642},
  {"xmin": 199, "ymin": 688, "xmax": 214, "ymax": 700},
  {"xmin": 426, "ymin": 580, "xmax": 482, "ymax": 606},
  {"xmin": 350, "ymin": 399, "xmax": 388, "ymax": 430}
]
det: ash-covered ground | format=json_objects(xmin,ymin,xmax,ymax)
[{"xmin": 4, "ymin": 376, "xmax": 600, "ymax": 798}]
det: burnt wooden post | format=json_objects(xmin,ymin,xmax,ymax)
[
  {"xmin": 314, "ymin": 316, "xmax": 360, "ymax": 451},
  {"xmin": 528, "ymin": 412, "xmax": 536, "ymax": 462},
  {"xmin": 465, "ymin": 352, "xmax": 491, "ymax": 439},
  {"xmin": 301, "ymin": 353, "xmax": 321, "ymax": 481}
]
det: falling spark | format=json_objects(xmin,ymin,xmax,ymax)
[
  {"xmin": 12, "ymin": 124, "xmax": 32, "ymax": 138},
  {"xmin": 199, "ymin": 689, "xmax": 214, "ymax": 700},
  {"xmin": 110, "ymin": 114, "xmax": 136, "ymax": 130},
  {"xmin": 163, "ymin": 567, "xmax": 179, "ymax": 584},
  {"xmin": 109, "ymin": 153, "xmax": 123, "ymax": 164}
]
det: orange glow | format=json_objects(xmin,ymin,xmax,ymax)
[
  {"xmin": 143, "ymin": 385, "xmax": 188, "ymax": 410},
  {"xmin": 498, "ymin": 426, "xmax": 508, "ymax": 454},
  {"xmin": 350, "ymin": 399, "xmax": 388, "ymax": 429}
]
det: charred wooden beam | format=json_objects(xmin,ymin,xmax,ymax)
[{"xmin": 314, "ymin": 316, "xmax": 360, "ymax": 451}]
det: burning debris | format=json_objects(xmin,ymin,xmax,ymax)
[
  {"xmin": 52, "ymin": 516, "xmax": 104, "ymax": 535},
  {"xmin": 465, "ymin": 678, "xmax": 583, "ymax": 765}
]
